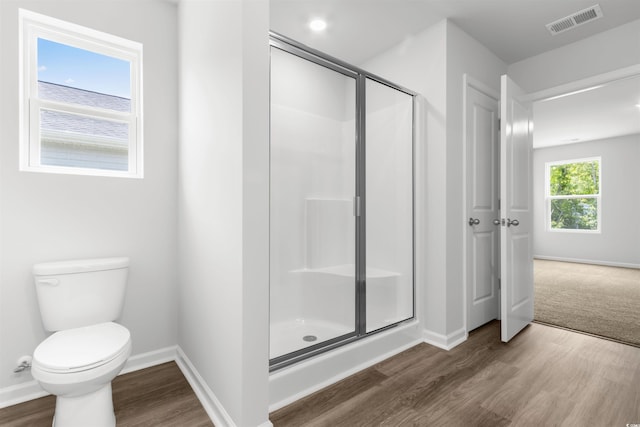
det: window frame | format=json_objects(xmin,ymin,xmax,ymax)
[
  {"xmin": 545, "ymin": 156, "xmax": 601, "ymax": 233},
  {"xmin": 19, "ymin": 9, "xmax": 143, "ymax": 178}
]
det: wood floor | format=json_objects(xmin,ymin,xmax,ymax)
[
  {"xmin": 0, "ymin": 362, "xmax": 213, "ymax": 427},
  {"xmin": 2, "ymin": 322, "xmax": 639, "ymax": 426},
  {"xmin": 271, "ymin": 321, "xmax": 640, "ymax": 427}
]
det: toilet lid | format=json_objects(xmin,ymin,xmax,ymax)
[{"xmin": 34, "ymin": 322, "xmax": 130, "ymax": 372}]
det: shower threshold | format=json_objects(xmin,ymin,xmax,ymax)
[{"xmin": 269, "ymin": 318, "xmax": 353, "ymax": 360}]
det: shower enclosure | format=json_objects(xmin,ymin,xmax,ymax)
[{"xmin": 269, "ymin": 33, "xmax": 415, "ymax": 369}]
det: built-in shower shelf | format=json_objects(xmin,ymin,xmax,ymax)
[{"xmin": 291, "ymin": 264, "xmax": 401, "ymax": 280}]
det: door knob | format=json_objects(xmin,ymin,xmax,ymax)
[
  {"xmin": 506, "ymin": 218, "xmax": 519, "ymax": 227},
  {"xmin": 468, "ymin": 218, "xmax": 480, "ymax": 226},
  {"xmin": 493, "ymin": 219, "xmax": 501, "ymax": 226}
]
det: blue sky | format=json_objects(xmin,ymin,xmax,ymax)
[{"xmin": 38, "ymin": 38, "xmax": 131, "ymax": 98}]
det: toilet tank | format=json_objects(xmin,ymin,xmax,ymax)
[{"xmin": 33, "ymin": 257, "xmax": 129, "ymax": 331}]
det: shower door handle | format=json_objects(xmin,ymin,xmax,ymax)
[{"xmin": 353, "ymin": 196, "xmax": 361, "ymax": 217}]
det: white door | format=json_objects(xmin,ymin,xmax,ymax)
[
  {"xmin": 500, "ymin": 74, "xmax": 534, "ymax": 342},
  {"xmin": 465, "ymin": 82, "xmax": 500, "ymax": 331}
]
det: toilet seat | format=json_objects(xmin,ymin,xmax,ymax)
[{"xmin": 34, "ymin": 322, "xmax": 130, "ymax": 373}]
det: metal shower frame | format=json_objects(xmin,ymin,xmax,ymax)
[{"xmin": 269, "ymin": 31, "xmax": 417, "ymax": 371}]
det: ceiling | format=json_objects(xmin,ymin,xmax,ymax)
[
  {"xmin": 534, "ymin": 75, "xmax": 640, "ymax": 148},
  {"xmin": 270, "ymin": 0, "xmax": 640, "ymax": 65},
  {"xmin": 270, "ymin": 0, "xmax": 640, "ymax": 147}
]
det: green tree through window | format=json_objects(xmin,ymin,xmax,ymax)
[{"xmin": 547, "ymin": 158, "xmax": 600, "ymax": 231}]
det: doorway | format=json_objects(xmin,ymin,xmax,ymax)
[
  {"xmin": 464, "ymin": 67, "xmax": 640, "ymax": 344},
  {"xmin": 530, "ymin": 72, "xmax": 640, "ymax": 346},
  {"xmin": 463, "ymin": 76, "xmax": 500, "ymax": 332},
  {"xmin": 464, "ymin": 73, "xmax": 534, "ymax": 343}
]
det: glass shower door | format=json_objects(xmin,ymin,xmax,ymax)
[
  {"xmin": 365, "ymin": 78, "xmax": 414, "ymax": 332},
  {"xmin": 269, "ymin": 46, "xmax": 358, "ymax": 362}
]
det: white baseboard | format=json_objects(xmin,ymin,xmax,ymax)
[
  {"xmin": 1, "ymin": 345, "xmax": 177, "ymax": 410},
  {"xmin": 534, "ymin": 255, "xmax": 640, "ymax": 269},
  {"xmin": 422, "ymin": 327, "xmax": 467, "ymax": 350},
  {"xmin": 174, "ymin": 347, "xmax": 245, "ymax": 427},
  {"xmin": 0, "ymin": 379, "xmax": 48, "ymax": 409},
  {"xmin": 121, "ymin": 345, "xmax": 178, "ymax": 375}
]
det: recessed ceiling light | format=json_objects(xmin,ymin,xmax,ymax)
[{"xmin": 309, "ymin": 19, "xmax": 327, "ymax": 32}]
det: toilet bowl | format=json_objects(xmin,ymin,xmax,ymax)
[
  {"xmin": 31, "ymin": 257, "xmax": 131, "ymax": 427},
  {"xmin": 32, "ymin": 322, "xmax": 132, "ymax": 427}
]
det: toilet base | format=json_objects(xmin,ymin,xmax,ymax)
[{"xmin": 53, "ymin": 382, "xmax": 116, "ymax": 427}]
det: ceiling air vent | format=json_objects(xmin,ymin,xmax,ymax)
[{"xmin": 546, "ymin": 4, "xmax": 603, "ymax": 35}]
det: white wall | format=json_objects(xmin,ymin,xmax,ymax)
[
  {"xmin": 508, "ymin": 19, "xmax": 640, "ymax": 93},
  {"xmin": 177, "ymin": 1, "xmax": 270, "ymax": 426},
  {"xmin": 533, "ymin": 135, "xmax": 640, "ymax": 267},
  {"xmin": 363, "ymin": 20, "xmax": 506, "ymax": 345},
  {"xmin": 0, "ymin": 0, "xmax": 178, "ymax": 395}
]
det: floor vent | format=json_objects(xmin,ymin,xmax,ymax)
[{"xmin": 546, "ymin": 4, "xmax": 603, "ymax": 35}]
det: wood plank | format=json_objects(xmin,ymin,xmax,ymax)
[
  {"xmin": 3, "ymin": 323, "xmax": 638, "ymax": 427},
  {"xmin": 271, "ymin": 321, "xmax": 640, "ymax": 426},
  {"xmin": 0, "ymin": 362, "xmax": 213, "ymax": 427},
  {"xmin": 269, "ymin": 368, "xmax": 388, "ymax": 426},
  {"xmin": 0, "ymin": 395, "xmax": 55, "ymax": 426}
]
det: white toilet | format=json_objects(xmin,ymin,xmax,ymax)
[{"xmin": 31, "ymin": 257, "xmax": 132, "ymax": 427}]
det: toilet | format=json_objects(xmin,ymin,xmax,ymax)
[{"xmin": 31, "ymin": 257, "xmax": 132, "ymax": 427}]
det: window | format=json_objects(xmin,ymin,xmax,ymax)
[
  {"xmin": 19, "ymin": 9, "xmax": 143, "ymax": 178},
  {"xmin": 546, "ymin": 157, "xmax": 601, "ymax": 232}
]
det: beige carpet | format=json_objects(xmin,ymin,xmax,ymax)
[{"xmin": 534, "ymin": 259, "xmax": 640, "ymax": 347}]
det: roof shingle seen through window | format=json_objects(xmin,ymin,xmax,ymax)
[
  {"xmin": 38, "ymin": 81, "xmax": 131, "ymax": 112},
  {"xmin": 38, "ymin": 81, "xmax": 131, "ymax": 142}
]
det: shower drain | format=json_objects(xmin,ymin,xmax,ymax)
[{"xmin": 302, "ymin": 335, "xmax": 318, "ymax": 342}]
